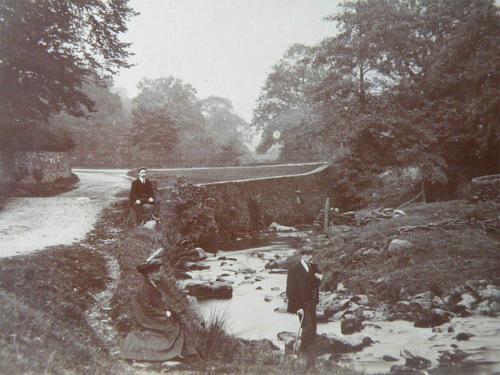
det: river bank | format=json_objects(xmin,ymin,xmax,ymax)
[{"xmin": 184, "ymin": 228, "xmax": 500, "ymax": 375}]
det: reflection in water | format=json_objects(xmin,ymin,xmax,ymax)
[{"xmin": 186, "ymin": 232, "xmax": 500, "ymax": 375}]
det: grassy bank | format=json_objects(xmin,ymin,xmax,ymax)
[
  {"xmin": 0, "ymin": 197, "xmax": 131, "ymax": 374},
  {"xmin": 315, "ymin": 200, "xmax": 500, "ymax": 301}
]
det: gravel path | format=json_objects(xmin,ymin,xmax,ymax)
[{"xmin": 0, "ymin": 169, "xmax": 130, "ymax": 258}]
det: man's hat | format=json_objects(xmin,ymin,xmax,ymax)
[{"xmin": 299, "ymin": 247, "xmax": 314, "ymax": 255}]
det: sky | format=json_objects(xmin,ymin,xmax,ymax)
[{"xmin": 114, "ymin": 0, "xmax": 341, "ymax": 123}]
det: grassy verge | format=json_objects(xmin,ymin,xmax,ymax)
[
  {"xmin": 0, "ymin": 196, "xmax": 131, "ymax": 374},
  {"xmin": 315, "ymin": 200, "xmax": 500, "ymax": 301}
]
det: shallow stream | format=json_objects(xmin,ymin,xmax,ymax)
[{"xmin": 185, "ymin": 231, "xmax": 500, "ymax": 375}]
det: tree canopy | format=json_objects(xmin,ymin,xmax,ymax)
[
  {"xmin": 130, "ymin": 77, "xmax": 250, "ymax": 167},
  {"xmin": 252, "ymin": 0, "xmax": 499, "ymax": 205},
  {"xmin": 0, "ymin": 0, "xmax": 137, "ymax": 150}
]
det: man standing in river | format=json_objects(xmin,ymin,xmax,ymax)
[{"xmin": 286, "ymin": 248, "xmax": 323, "ymax": 369}]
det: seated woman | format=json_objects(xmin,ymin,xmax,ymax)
[{"xmin": 119, "ymin": 259, "xmax": 198, "ymax": 362}]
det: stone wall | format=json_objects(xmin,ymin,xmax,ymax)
[
  {"xmin": 471, "ymin": 174, "xmax": 500, "ymax": 201},
  {"xmin": 158, "ymin": 164, "xmax": 332, "ymax": 241},
  {"xmin": 0, "ymin": 151, "xmax": 72, "ymax": 186}
]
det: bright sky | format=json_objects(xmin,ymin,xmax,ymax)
[{"xmin": 114, "ymin": 0, "xmax": 341, "ymax": 122}]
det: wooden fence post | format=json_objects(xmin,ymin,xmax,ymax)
[{"xmin": 324, "ymin": 197, "xmax": 330, "ymax": 233}]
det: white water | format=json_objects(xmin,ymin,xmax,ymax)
[{"xmin": 185, "ymin": 233, "xmax": 500, "ymax": 375}]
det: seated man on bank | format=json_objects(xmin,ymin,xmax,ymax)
[
  {"xmin": 129, "ymin": 167, "xmax": 159, "ymax": 225},
  {"xmin": 119, "ymin": 258, "xmax": 198, "ymax": 362}
]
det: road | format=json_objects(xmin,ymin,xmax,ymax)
[
  {"xmin": 0, "ymin": 169, "xmax": 130, "ymax": 258},
  {"xmin": 0, "ymin": 163, "xmax": 325, "ymax": 258}
]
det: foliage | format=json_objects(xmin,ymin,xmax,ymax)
[
  {"xmin": 252, "ymin": 0, "xmax": 500, "ymax": 205},
  {"xmin": 48, "ymin": 79, "xmax": 131, "ymax": 154},
  {"xmin": 131, "ymin": 77, "xmax": 250, "ymax": 166},
  {"xmin": 0, "ymin": 0, "xmax": 137, "ymax": 151}
]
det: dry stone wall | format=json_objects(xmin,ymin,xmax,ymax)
[
  {"xmin": 10, "ymin": 151, "xmax": 72, "ymax": 184},
  {"xmin": 157, "ymin": 164, "xmax": 332, "ymax": 243}
]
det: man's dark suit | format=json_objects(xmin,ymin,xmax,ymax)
[
  {"xmin": 129, "ymin": 178, "xmax": 157, "ymax": 224},
  {"xmin": 130, "ymin": 178, "xmax": 155, "ymax": 202},
  {"xmin": 286, "ymin": 260, "xmax": 321, "ymax": 367}
]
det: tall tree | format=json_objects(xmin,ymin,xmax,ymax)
[{"xmin": 0, "ymin": 0, "xmax": 137, "ymax": 149}]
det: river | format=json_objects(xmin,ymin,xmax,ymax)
[{"xmin": 184, "ymin": 231, "xmax": 500, "ymax": 375}]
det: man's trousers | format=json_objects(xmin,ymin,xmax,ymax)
[{"xmin": 299, "ymin": 304, "xmax": 317, "ymax": 368}]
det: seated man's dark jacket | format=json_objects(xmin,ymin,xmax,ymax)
[
  {"xmin": 286, "ymin": 261, "xmax": 321, "ymax": 313},
  {"xmin": 130, "ymin": 178, "xmax": 155, "ymax": 202}
]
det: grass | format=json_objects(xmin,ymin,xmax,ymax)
[
  {"xmin": 127, "ymin": 162, "xmax": 325, "ymax": 188},
  {"xmin": 315, "ymin": 200, "xmax": 500, "ymax": 301},
  {"xmin": 0, "ymin": 241, "xmax": 112, "ymax": 374}
]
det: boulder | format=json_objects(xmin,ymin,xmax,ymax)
[
  {"xmin": 457, "ymin": 293, "xmax": 477, "ymax": 310},
  {"xmin": 455, "ymin": 332, "xmax": 474, "ymax": 341},
  {"xmin": 337, "ymin": 282, "xmax": 348, "ymax": 292},
  {"xmin": 432, "ymin": 296, "xmax": 447, "ymax": 310},
  {"xmin": 475, "ymin": 300, "xmax": 494, "ymax": 316},
  {"xmin": 264, "ymin": 258, "xmax": 290, "ymax": 270},
  {"xmin": 183, "ymin": 262, "xmax": 210, "ymax": 271},
  {"xmin": 401, "ymin": 349, "xmax": 431, "ymax": 370},
  {"xmin": 394, "ymin": 301, "xmax": 412, "ymax": 314},
  {"xmin": 191, "ymin": 247, "xmax": 208, "ymax": 261},
  {"xmin": 362, "ymin": 248, "xmax": 378, "ymax": 256},
  {"xmin": 478, "ymin": 285, "xmax": 500, "ymax": 302},
  {"xmin": 264, "ymin": 296, "xmax": 272, "ymax": 302},
  {"xmin": 217, "ymin": 256, "xmax": 237, "ymax": 261},
  {"xmin": 268, "ymin": 222, "xmax": 297, "ymax": 232},
  {"xmin": 277, "ymin": 331, "xmax": 296, "ymax": 342},
  {"xmin": 491, "ymin": 301, "xmax": 500, "ymax": 312},
  {"xmin": 383, "ymin": 354, "xmax": 400, "ymax": 362},
  {"xmin": 352, "ymin": 294, "xmax": 370, "ymax": 306},
  {"xmin": 315, "ymin": 334, "xmax": 373, "ymax": 355},
  {"xmin": 341, "ymin": 317, "xmax": 364, "ymax": 335},
  {"xmin": 185, "ymin": 281, "xmax": 232, "ymax": 299},
  {"xmin": 410, "ymin": 292, "xmax": 434, "ymax": 312},
  {"xmin": 414, "ymin": 308, "xmax": 452, "ymax": 328},
  {"xmin": 438, "ymin": 349, "xmax": 469, "ymax": 364},
  {"xmin": 239, "ymin": 267, "xmax": 256, "ymax": 274},
  {"xmin": 388, "ymin": 239, "xmax": 414, "ymax": 253}
]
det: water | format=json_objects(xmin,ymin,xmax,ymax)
[{"xmin": 185, "ymin": 232, "xmax": 500, "ymax": 375}]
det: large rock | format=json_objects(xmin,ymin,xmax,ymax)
[
  {"xmin": 268, "ymin": 222, "xmax": 297, "ymax": 232},
  {"xmin": 185, "ymin": 281, "xmax": 232, "ymax": 299},
  {"xmin": 478, "ymin": 285, "xmax": 500, "ymax": 303},
  {"xmin": 315, "ymin": 334, "xmax": 373, "ymax": 355},
  {"xmin": 190, "ymin": 247, "xmax": 208, "ymax": 260},
  {"xmin": 401, "ymin": 349, "xmax": 431, "ymax": 370},
  {"xmin": 341, "ymin": 317, "xmax": 364, "ymax": 335},
  {"xmin": 414, "ymin": 308, "xmax": 452, "ymax": 328},
  {"xmin": 457, "ymin": 293, "xmax": 477, "ymax": 310},
  {"xmin": 388, "ymin": 239, "xmax": 414, "ymax": 253}
]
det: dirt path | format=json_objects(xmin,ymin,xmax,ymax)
[{"xmin": 0, "ymin": 169, "xmax": 130, "ymax": 258}]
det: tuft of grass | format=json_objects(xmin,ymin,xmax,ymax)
[{"xmin": 196, "ymin": 309, "xmax": 240, "ymax": 361}]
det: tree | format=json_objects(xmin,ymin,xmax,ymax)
[
  {"xmin": 252, "ymin": 44, "xmax": 325, "ymax": 157},
  {"xmin": 0, "ymin": 0, "xmax": 137, "ymax": 150},
  {"xmin": 201, "ymin": 96, "xmax": 250, "ymax": 162}
]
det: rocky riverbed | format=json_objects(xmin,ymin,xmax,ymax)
[{"xmin": 181, "ymin": 230, "xmax": 500, "ymax": 375}]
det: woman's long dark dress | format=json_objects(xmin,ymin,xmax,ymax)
[{"xmin": 119, "ymin": 279, "xmax": 197, "ymax": 361}]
